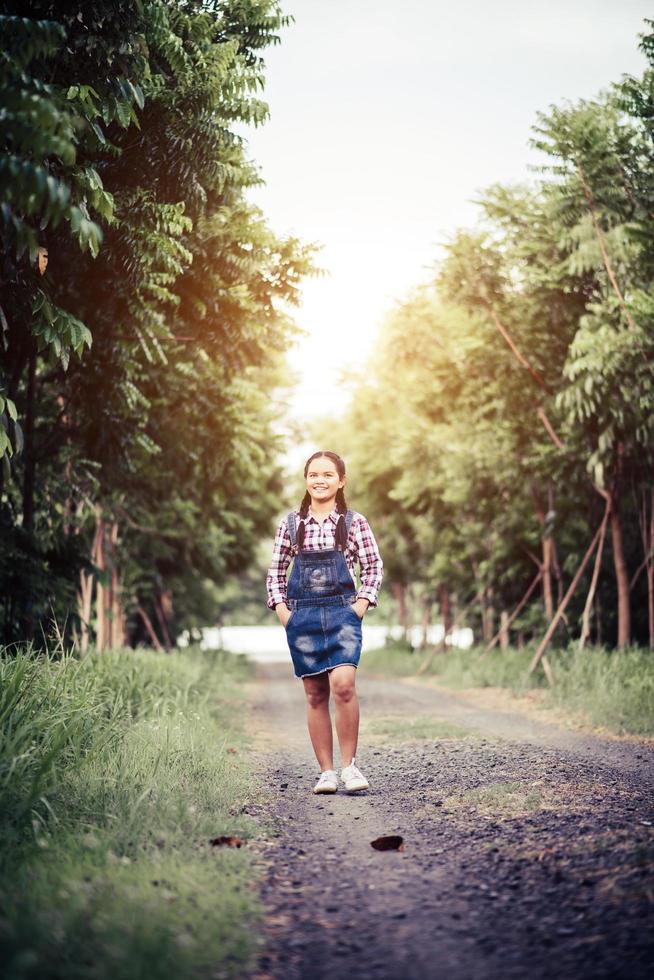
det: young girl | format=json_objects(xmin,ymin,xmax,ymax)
[{"xmin": 266, "ymin": 450, "xmax": 384, "ymax": 795}]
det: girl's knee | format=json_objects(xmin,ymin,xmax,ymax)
[
  {"xmin": 303, "ymin": 677, "xmax": 330, "ymax": 709},
  {"xmin": 330, "ymin": 677, "xmax": 356, "ymax": 703}
]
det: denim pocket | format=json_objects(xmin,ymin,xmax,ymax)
[{"xmin": 301, "ymin": 560, "xmax": 337, "ymax": 593}]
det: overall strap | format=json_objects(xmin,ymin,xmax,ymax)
[
  {"xmin": 287, "ymin": 511, "xmax": 298, "ymax": 552},
  {"xmin": 336, "ymin": 508, "xmax": 355, "ymax": 551}
]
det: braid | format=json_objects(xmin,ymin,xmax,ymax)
[
  {"xmin": 335, "ymin": 488, "xmax": 349, "ymax": 550},
  {"xmin": 299, "ymin": 491, "xmax": 311, "ymax": 518},
  {"xmin": 296, "ymin": 491, "xmax": 311, "ymax": 551}
]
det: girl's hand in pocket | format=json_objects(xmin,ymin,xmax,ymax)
[
  {"xmin": 351, "ymin": 599, "xmax": 369, "ymax": 619},
  {"xmin": 276, "ymin": 603, "xmax": 292, "ymax": 627}
]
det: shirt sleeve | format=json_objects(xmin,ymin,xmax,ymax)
[
  {"xmin": 266, "ymin": 516, "xmax": 293, "ymax": 610},
  {"xmin": 352, "ymin": 514, "xmax": 384, "ymax": 608}
]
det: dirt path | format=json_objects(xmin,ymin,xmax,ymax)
[{"xmin": 245, "ymin": 664, "xmax": 654, "ymax": 980}]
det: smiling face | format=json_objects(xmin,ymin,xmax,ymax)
[{"xmin": 305, "ymin": 455, "xmax": 345, "ymax": 509}]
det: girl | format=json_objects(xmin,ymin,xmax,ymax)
[{"xmin": 266, "ymin": 450, "xmax": 384, "ymax": 795}]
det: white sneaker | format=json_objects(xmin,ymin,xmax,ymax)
[
  {"xmin": 340, "ymin": 758, "xmax": 370, "ymax": 792},
  {"xmin": 313, "ymin": 769, "xmax": 339, "ymax": 794}
]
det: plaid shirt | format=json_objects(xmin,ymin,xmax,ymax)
[{"xmin": 266, "ymin": 506, "xmax": 384, "ymax": 610}]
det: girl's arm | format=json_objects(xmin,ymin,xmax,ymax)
[
  {"xmin": 352, "ymin": 515, "xmax": 384, "ymax": 608},
  {"xmin": 266, "ymin": 517, "xmax": 293, "ymax": 611}
]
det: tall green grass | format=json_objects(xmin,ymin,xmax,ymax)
[
  {"xmin": 0, "ymin": 645, "xmax": 262, "ymax": 980},
  {"xmin": 365, "ymin": 641, "xmax": 654, "ymax": 736},
  {"xmin": 546, "ymin": 645, "xmax": 654, "ymax": 736}
]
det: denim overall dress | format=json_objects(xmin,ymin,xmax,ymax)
[{"xmin": 284, "ymin": 508, "xmax": 363, "ymax": 679}]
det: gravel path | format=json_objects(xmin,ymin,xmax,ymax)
[{"xmin": 245, "ymin": 664, "xmax": 654, "ymax": 980}]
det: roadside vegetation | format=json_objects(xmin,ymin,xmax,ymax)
[
  {"xmin": 365, "ymin": 641, "xmax": 654, "ymax": 737},
  {"xmin": 315, "ymin": 20, "xmax": 654, "ymax": 663},
  {"xmin": 1, "ymin": 1, "xmax": 313, "ymax": 651},
  {"xmin": 0, "ymin": 645, "xmax": 263, "ymax": 980}
]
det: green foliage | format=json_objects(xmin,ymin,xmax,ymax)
[
  {"xmin": 366, "ymin": 642, "xmax": 654, "ymax": 736},
  {"xmin": 531, "ymin": 91, "xmax": 654, "ymax": 488},
  {"xmin": 0, "ymin": 2, "xmax": 314, "ymax": 644},
  {"xmin": 0, "ymin": 644, "xmax": 260, "ymax": 979},
  {"xmin": 324, "ymin": 20, "xmax": 654, "ymax": 650}
]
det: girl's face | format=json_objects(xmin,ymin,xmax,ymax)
[{"xmin": 305, "ymin": 456, "xmax": 345, "ymax": 507}]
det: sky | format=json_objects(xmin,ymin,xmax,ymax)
[{"xmin": 236, "ymin": 0, "xmax": 652, "ymax": 474}]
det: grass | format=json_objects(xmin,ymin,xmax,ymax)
[
  {"xmin": 0, "ymin": 644, "xmax": 263, "ymax": 980},
  {"xmin": 445, "ymin": 780, "xmax": 549, "ymax": 817},
  {"xmin": 363, "ymin": 643, "xmax": 423, "ymax": 677},
  {"xmin": 364, "ymin": 641, "xmax": 654, "ymax": 737},
  {"xmin": 364, "ymin": 714, "xmax": 475, "ymax": 742}
]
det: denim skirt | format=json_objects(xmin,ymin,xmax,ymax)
[{"xmin": 285, "ymin": 596, "xmax": 363, "ymax": 679}]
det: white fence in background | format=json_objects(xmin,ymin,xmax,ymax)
[{"xmin": 178, "ymin": 623, "xmax": 473, "ymax": 663}]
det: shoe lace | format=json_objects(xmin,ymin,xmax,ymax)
[{"xmin": 317, "ymin": 770, "xmax": 335, "ymax": 784}]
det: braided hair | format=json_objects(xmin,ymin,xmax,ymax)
[{"xmin": 296, "ymin": 450, "xmax": 349, "ymax": 552}]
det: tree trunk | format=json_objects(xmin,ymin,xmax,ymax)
[
  {"xmin": 542, "ymin": 539, "xmax": 554, "ymax": 621},
  {"xmin": 472, "ymin": 561, "xmax": 484, "ymax": 644},
  {"xmin": 550, "ymin": 537, "xmax": 564, "ymax": 607},
  {"xmin": 499, "ymin": 610, "xmax": 509, "ymax": 649},
  {"xmin": 472, "ymin": 566, "xmax": 495, "ymax": 644},
  {"xmin": 417, "ymin": 593, "xmax": 478, "ymax": 675},
  {"xmin": 638, "ymin": 485, "xmax": 654, "ymax": 650},
  {"xmin": 487, "ymin": 307, "xmax": 549, "ymax": 391},
  {"xmin": 483, "ymin": 587, "xmax": 495, "ymax": 644},
  {"xmin": 579, "ymin": 499, "xmax": 611, "ymax": 650},
  {"xmin": 95, "ymin": 505, "xmax": 107, "ymax": 652},
  {"xmin": 77, "ymin": 568, "xmax": 94, "ymax": 655},
  {"xmin": 478, "ymin": 569, "xmax": 542, "ymax": 660},
  {"xmin": 77, "ymin": 513, "xmax": 101, "ymax": 654},
  {"xmin": 419, "ymin": 594, "xmax": 432, "ymax": 650},
  {"xmin": 391, "ymin": 582, "xmax": 409, "ymax": 642},
  {"xmin": 438, "ymin": 585, "xmax": 452, "ymax": 636},
  {"xmin": 610, "ymin": 488, "xmax": 630, "ymax": 649},
  {"xmin": 137, "ymin": 605, "xmax": 164, "ymax": 652},
  {"xmin": 154, "ymin": 590, "xmax": 173, "ymax": 650},
  {"xmin": 108, "ymin": 520, "xmax": 124, "ymax": 649},
  {"xmin": 529, "ymin": 514, "xmax": 608, "ymax": 677},
  {"xmin": 531, "ymin": 486, "xmax": 554, "ymax": 621}
]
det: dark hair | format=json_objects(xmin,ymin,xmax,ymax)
[{"xmin": 296, "ymin": 450, "xmax": 349, "ymax": 552}]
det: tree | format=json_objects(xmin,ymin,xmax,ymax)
[{"xmin": 0, "ymin": 1, "xmax": 316, "ymax": 646}]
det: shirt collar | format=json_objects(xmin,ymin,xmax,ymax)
[{"xmin": 305, "ymin": 505, "xmax": 340, "ymax": 525}]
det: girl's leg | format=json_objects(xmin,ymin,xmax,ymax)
[
  {"xmin": 328, "ymin": 665, "xmax": 359, "ymax": 767},
  {"xmin": 302, "ymin": 672, "xmax": 333, "ymax": 770}
]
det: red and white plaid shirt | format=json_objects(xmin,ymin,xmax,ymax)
[{"xmin": 266, "ymin": 506, "xmax": 384, "ymax": 610}]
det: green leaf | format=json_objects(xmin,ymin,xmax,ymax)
[
  {"xmin": 0, "ymin": 427, "xmax": 11, "ymax": 456},
  {"xmin": 90, "ymin": 120, "xmax": 106, "ymax": 145},
  {"xmin": 12, "ymin": 420, "xmax": 24, "ymax": 454}
]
